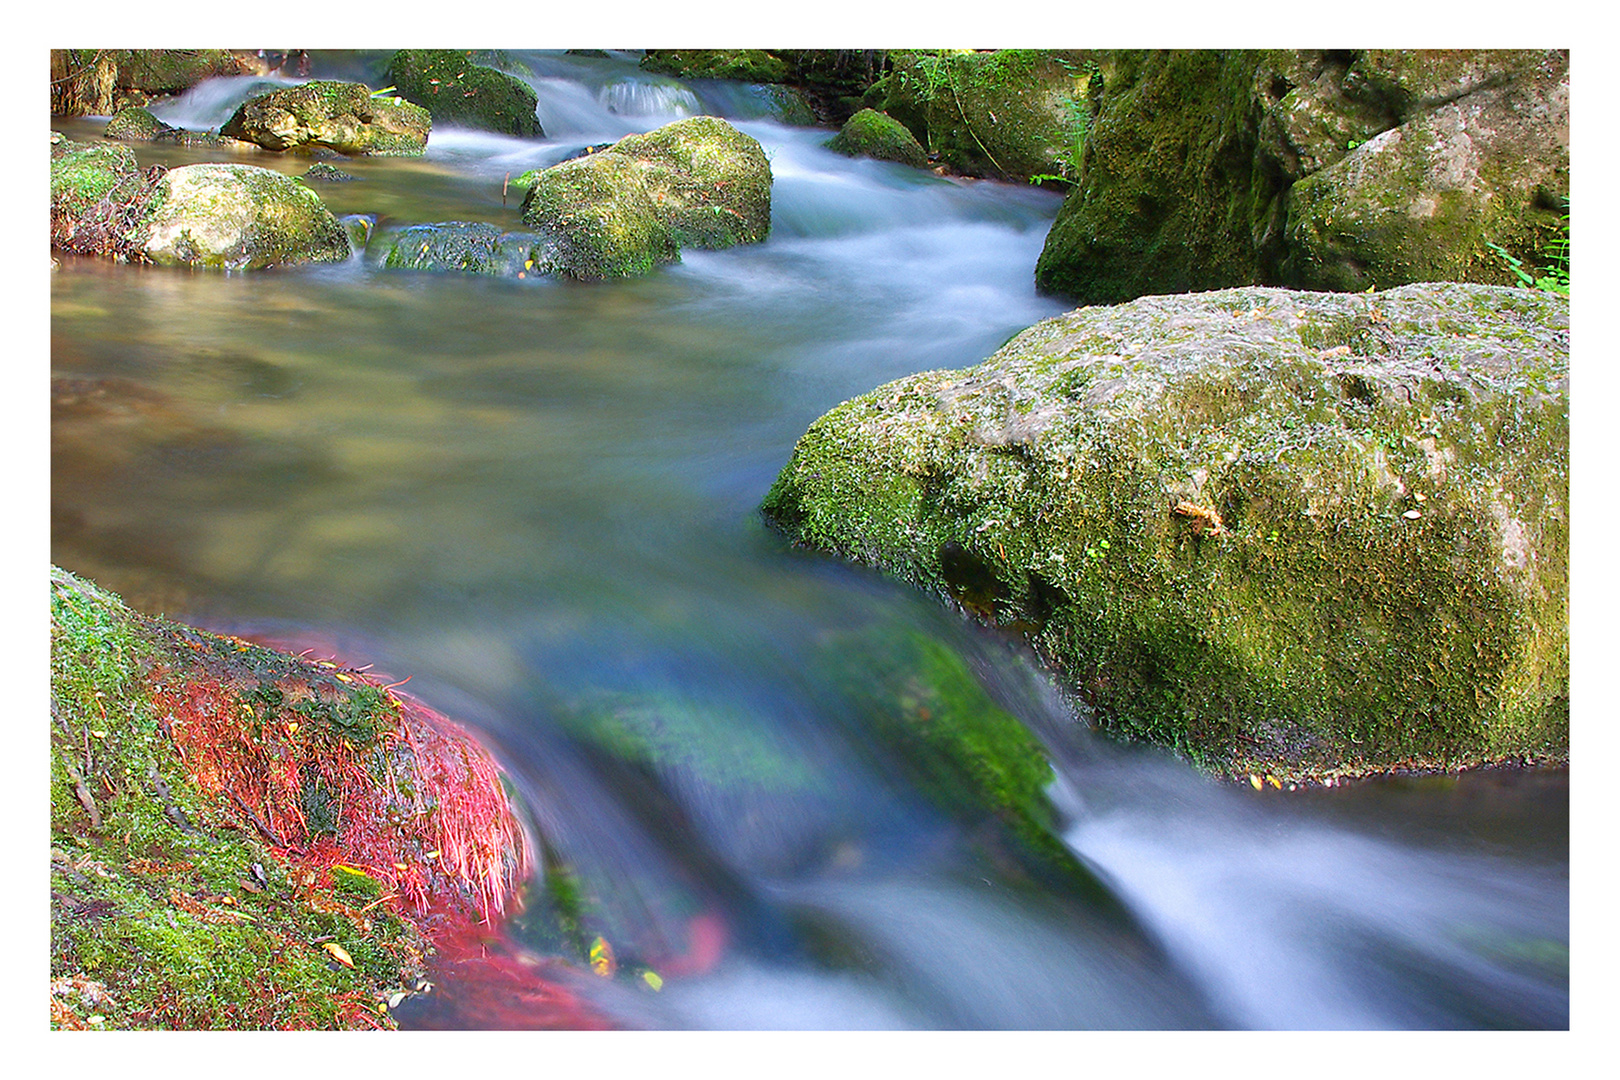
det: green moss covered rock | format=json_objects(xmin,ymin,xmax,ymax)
[
  {"xmin": 1034, "ymin": 49, "xmax": 1570, "ymax": 305},
  {"xmin": 131, "ymin": 164, "xmax": 351, "ymax": 270},
  {"xmin": 384, "ymin": 50, "xmax": 542, "ymax": 137},
  {"xmin": 864, "ymin": 50, "xmax": 1086, "ymax": 181},
  {"xmin": 105, "ymin": 106, "xmax": 175, "ymax": 141},
  {"xmin": 50, "ymin": 142, "xmax": 160, "ymax": 258},
  {"xmin": 640, "ymin": 49, "xmax": 791, "ymax": 84},
  {"xmin": 763, "ymin": 283, "xmax": 1568, "ymax": 782},
  {"xmin": 519, "ymin": 116, "xmax": 771, "ymax": 280},
  {"xmin": 826, "ymin": 109, "xmax": 928, "ymax": 168},
  {"xmin": 221, "ymin": 81, "xmax": 431, "ymax": 156}
]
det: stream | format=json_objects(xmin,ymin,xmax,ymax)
[{"xmin": 49, "ymin": 50, "xmax": 1569, "ymax": 1030}]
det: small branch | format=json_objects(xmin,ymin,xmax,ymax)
[{"xmin": 62, "ymin": 759, "xmax": 102, "ymax": 829}]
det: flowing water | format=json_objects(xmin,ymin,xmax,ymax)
[{"xmin": 50, "ymin": 51, "xmax": 1569, "ymax": 1030}]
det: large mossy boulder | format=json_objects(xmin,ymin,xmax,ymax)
[
  {"xmin": 1034, "ymin": 49, "xmax": 1570, "ymax": 305},
  {"xmin": 763, "ymin": 283, "xmax": 1568, "ymax": 782},
  {"xmin": 863, "ymin": 50, "xmax": 1088, "ymax": 181},
  {"xmin": 383, "ymin": 50, "xmax": 542, "ymax": 137},
  {"xmin": 826, "ymin": 109, "xmax": 928, "ymax": 168},
  {"xmin": 131, "ymin": 164, "xmax": 352, "ymax": 269},
  {"xmin": 221, "ymin": 81, "xmax": 432, "ymax": 156},
  {"xmin": 519, "ymin": 116, "xmax": 771, "ymax": 280}
]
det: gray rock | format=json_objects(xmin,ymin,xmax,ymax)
[{"xmin": 763, "ymin": 283, "xmax": 1568, "ymax": 781}]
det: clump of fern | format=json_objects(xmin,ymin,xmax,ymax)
[{"xmin": 1489, "ymin": 201, "xmax": 1569, "ymax": 295}]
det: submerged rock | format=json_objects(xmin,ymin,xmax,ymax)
[
  {"xmin": 384, "ymin": 50, "xmax": 542, "ymax": 137},
  {"xmin": 376, "ymin": 221, "xmax": 540, "ymax": 276},
  {"xmin": 826, "ymin": 108, "xmax": 928, "ymax": 168},
  {"xmin": 221, "ymin": 81, "xmax": 432, "ymax": 156},
  {"xmin": 763, "ymin": 283, "xmax": 1568, "ymax": 781},
  {"xmin": 1034, "ymin": 49, "xmax": 1570, "ymax": 305},
  {"xmin": 132, "ymin": 164, "xmax": 352, "ymax": 269},
  {"xmin": 519, "ymin": 116, "xmax": 771, "ymax": 280}
]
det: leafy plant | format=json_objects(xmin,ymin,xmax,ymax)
[
  {"xmin": 1034, "ymin": 58, "xmax": 1099, "ymax": 187},
  {"xmin": 1487, "ymin": 202, "xmax": 1569, "ymax": 295}
]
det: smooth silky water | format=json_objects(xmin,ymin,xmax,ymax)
[{"xmin": 50, "ymin": 51, "xmax": 1568, "ymax": 1030}]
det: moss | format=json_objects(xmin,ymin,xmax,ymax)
[
  {"xmin": 522, "ymin": 151, "xmax": 678, "ymax": 280},
  {"xmin": 384, "ymin": 50, "xmax": 542, "ymax": 137},
  {"xmin": 764, "ymin": 284, "xmax": 1568, "ymax": 783},
  {"xmin": 379, "ymin": 221, "xmax": 505, "ymax": 274},
  {"xmin": 132, "ymin": 163, "xmax": 352, "ymax": 270},
  {"xmin": 105, "ymin": 107, "xmax": 173, "ymax": 142},
  {"xmin": 870, "ymin": 50, "xmax": 1087, "ymax": 180},
  {"xmin": 826, "ymin": 109, "xmax": 928, "ymax": 168},
  {"xmin": 640, "ymin": 49, "xmax": 791, "ymax": 84},
  {"xmin": 49, "ymin": 569, "xmax": 424, "ymax": 1030},
  {"xmin": 518, "ymin": 117, "xmax": 770, "ymax": 279},
  {"xmin": 221, "ymin": 81, "xmax": 431, "ymax": 156}
]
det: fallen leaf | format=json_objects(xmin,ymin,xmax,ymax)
[{"xmin": 323, "ymin": 942, "xmax": 356, "ymax": 968}]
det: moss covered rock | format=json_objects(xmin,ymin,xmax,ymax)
[
  {"xmin": 640, "ymin": 49, "xmax": 791, "ymax": 84},
  {"xmin": 221, "ymin": 81, "xmax": 431, "ymax": 156},
  {"xmin": 826, "ymin": 109, "xmax": 928, "ymax": 168},
  {"xmin": 131, "ymin": 163, "xmax": 352, "ymax": 270},
  {"xmin": 519, "ymin": 116, "xmax": 770, "ymax": 280},
  {"xmin": 384, "ymin": 50, "xmax": 542, "ymax": 137},
  {"xmin": 864, "ymin": 50, "xmax": 1087, "ymax": 180},
  {"xmin": 50, "ymin": 142, "xmax": 162, "ymax": 259},
  {"xmin": 1034, "ymin": 49, "xmax": 1570, "ymax": 305},
  {"xmin": 105, "ymin": 106, "xmax": 175, "ymax": 141},
  {"xmin": 763, "ymin": 283, "xmax": 1568, "ymax": 782},
  {"xmin": 48, "ymin": 567, "xmax": 528, "ymax": 1028}
]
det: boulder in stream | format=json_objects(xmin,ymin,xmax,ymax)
[
  {"xmin": 131, "ymin": 163, "xmax": 352, "ymax": 269},
  {"xmin": 221, "ymin": 81, "xmax": 432, "ymax": 156},
  {"xmin": 826, "ymin": 108, "xmax": 929, "ymax": 168},
  {"xmin": 520, "ymin": 116, "xmax": 771, "ymax": 280},
  {"xmin": 763, "ymin": 283, "xmax": 1568, "ymax": 782},
  {"xmin": 384, "ymin": 50, "xmax": 543, "ymax": 137}
]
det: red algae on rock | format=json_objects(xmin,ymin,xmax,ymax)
[{"xmin": 50, "ymin": 566, "xmax": 607, "ymax": 1029}]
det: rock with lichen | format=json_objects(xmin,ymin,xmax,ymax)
[
  {"xmin": 221, "ymin": 81, "xmax": 432, "ymax": 156},
  {"xmin": 131, "ymin": 164, "xmax": 352, "ymax": 269},
  {"xmin": 763, "ymin": 282, "xmax": 1568, "ymax": 782},
  {"xmin": 519, "ymin": 116, "xmax": 771, "ymax": 280}
]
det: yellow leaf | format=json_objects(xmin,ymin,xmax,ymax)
[
  {"xmin": 589, "ymin": 936, "xmax": 616, "ymax": 978},
  {"xmin": 323, "ymin": 942, "xmax": 356, "ymax": 968},
  {"xmin": 1249, "ymin": 774, "xmax": 1263, "ymax": 790},
  {"xmin": 641, "ymin": 970, "xmax": 663, "ymax": 991}
]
